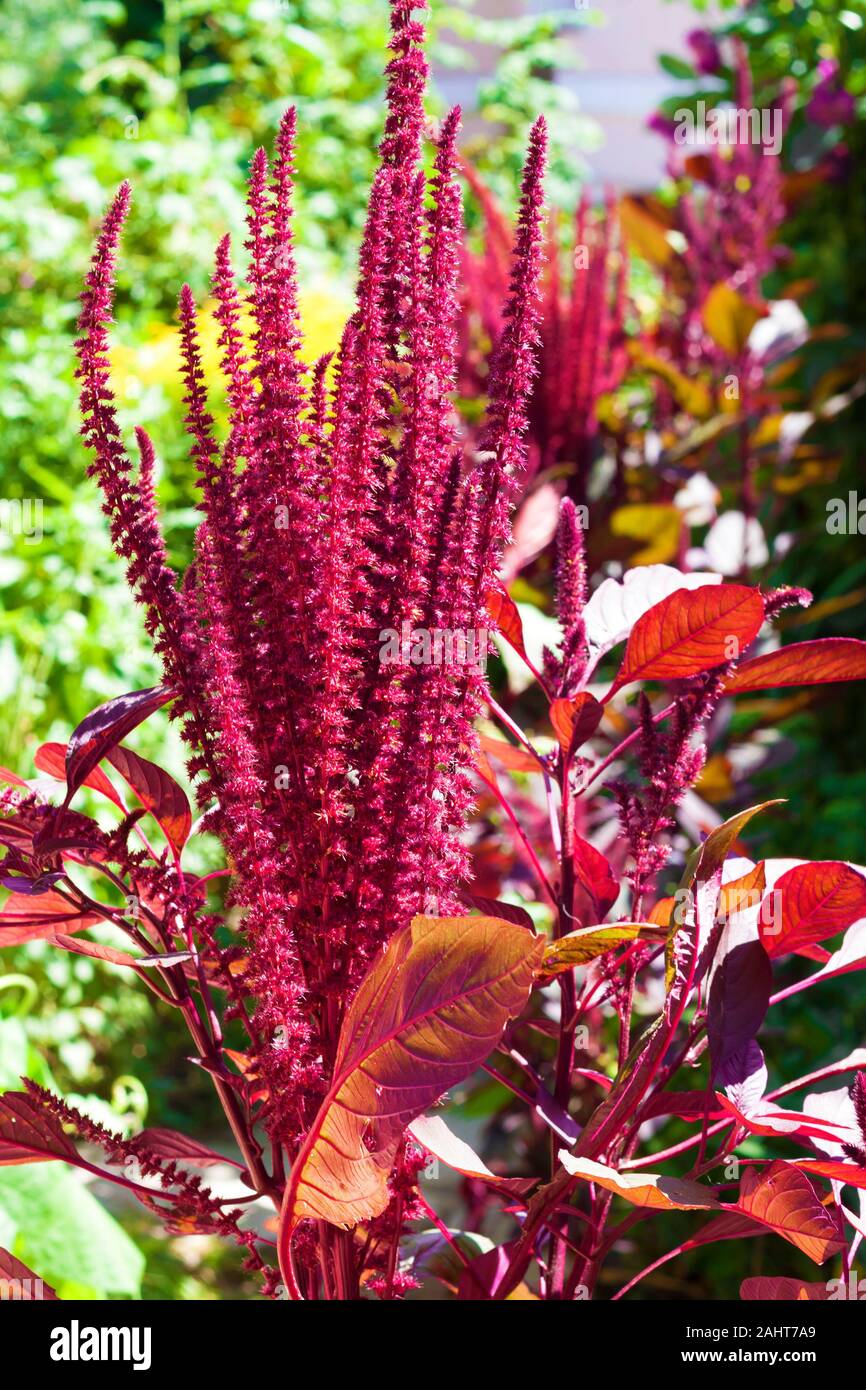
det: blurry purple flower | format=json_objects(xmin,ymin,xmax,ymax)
[
  {"xmin": 647, "ymin": 111, "xmax": 676, "ymax": 141},
  {"xmin": 807, "ymin": 59, "xmax": 855, "ymax": 128},
  {"xmin": 686, "ymin": 29, "xmax": 722, "ymax": 77}
]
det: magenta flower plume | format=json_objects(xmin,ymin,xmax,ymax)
[{"xmin": 72, "ymin": 0, "xmax": 547, "ymax": 1157}]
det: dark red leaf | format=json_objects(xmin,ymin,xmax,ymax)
[
  {"xmin": 0, "ymin": 1248, "xmax": 58, "ymax": 1299},
  {"xmin": 106, "ymin": 744, "xmax": 191, "ymax": 854},
  {"xmin": 724, "ymin": 638, "xmax": 866, "ymax": 695},
  {"xmin": 129, "ymin": 1128, "xmax": 238, "ymax": 1169},
  {"xmin": 0, "ymin": 1091, "xmax": 78, "ymax": 1165},
  {"xmin": 550, "ymin": 692, "xmax": 603, "ymax": 755},
  {"xmin": 65, "ymin": 686, "xmax": 174, "ymax": 802},
  {"xmin": 486, "ymin": 589, "xmax": 526, "ymax": 659},
  {"xmin": 572, "ymin": 835, "xmax": 619, "ymax": 919}
]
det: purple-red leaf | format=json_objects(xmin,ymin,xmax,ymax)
[
  {"xmin": 0, "ymin": 1248, "xmax": 58, "ymax": 1299},
  {"xmin": 65, "ymin": 686, "xmax": 174, "ymax": 802},
  {"xmin": 0, "ymin": 890, "xmax": 104, "ymax": 946},
  {"xmin": 408, "ymin": 1114, "xmax": 535, "ymax": 1197},
  {"xmin": 460, "ymin": 893, "xmax": 535, "ymax": 931},
  {"xmin": 707, "ymin": 940, "xmax": 772, "ymax": 1072},
  {"xmin": 128, "ymin": 1128, "xmax": 238, "ymax": 1169},
  {"xmin": 106, "ymin": 744, "xmax": 191, "ymax": 854},
  {"xmin": 607, "ymin": 584, "xmax": 764, "ymax": 697},
  {"xmin": 0, "ymin": 1091, "xmax": 78, "ymax": 1165},
  {"xmin": 740, "ymin": 1276, "xmax": 831, "ymax": 1301}
]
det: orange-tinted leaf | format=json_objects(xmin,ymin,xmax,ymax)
[
  {"xmin": 478, "ymin": 734, "xmax": 540, "ymax": 773},
  {"xmin": 34, "ymin": 741, "xmax": 125, "ymax": 810},
  {"xmin": 759, "ymin": 861, "xmax": 866, "ymax": 959},
  {"xmin": 608, "ymin": 585, "xmax": 764, "ymax": 696},
  {"xmin": 734, "ymin": 1161, "xmax": 845, "ymax": 1264},
  {"xmin": 486, "ymin": 589, "xmax": 526, "ymax": 660},
  {"xmin": 724, "ymin": 638, "xmax": 866, "ymax": 694},
  {"xmin": 543, "ymin": 922, "xmax": 664, "ymax": 971},
  {"xmin": 647, "ymin": 896, "xmax": 675, "ymax": 928},
  {"xmin": 0, "ymin": 890, "xmax": 103, "ymax": 946},
  {"xmin": 683, "ymin": 803, "xmax": 781, "ymax": 890},
  {"xmin": 718, "ymin": 863, "xmax": 767, "ymax": 921},
  {"xmin": 702, "ymin": 283, "xmax": 767, "ymax": 357},
  {"xmin": 740, "ymin": 1276, "xmax": 830, "ymax": 1301},
  {"xmin": 558, "ymin": 1154, "xmax": 718, "ymax": 1211},
  {"xmin": 550, "ymin": 693, "xmax": 603, "ymax": 754},
  {"xmin": 279, "ymin": 914, "xmax": 543, "ymax": 1260},
  {"xmin": 107, "ymin": 744, "xmax": 192, "ymax": 854}
]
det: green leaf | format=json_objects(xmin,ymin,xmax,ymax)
[{"xmin": 0, "ymin": 1163, "xmax": 144, "ymax": 1297}]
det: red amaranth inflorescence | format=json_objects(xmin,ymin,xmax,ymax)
[{"xmin": 72, "ymin": 0, "xmax": 547, "ymax": 1154}]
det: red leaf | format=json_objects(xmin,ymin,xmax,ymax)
[
  {"xmin": 34, "ymin": 741, "xmax": 125, "ymax": 810},
  {"xmin": 759, "ymin": 861, "xmax": 866, "ymax": 958},
  {"xmin": 549, "ymin": 692, "xmax": 603, "ymax": 754},
  {"xmin": 0, "ymin": 1249, "xmax": 58, "ymax": 1299},
  {"xmin": 0, "ymin": 890, "xmax": 103, "ymax": 945},
  {"xmin": 572, "ymin": 835, "xmax": 619, "ymax": 919},
  {"xmin": 65, "ymin": 686, "xmax": 174, "ymax": 802},
  {"xmin": 478, "ymin": 735, "xmax": 540, "ymax": 773},
  {"xmin": 0, "ymin": 765, "xmax": 29, "ymax": 789},
  {"xmin": 733, "ymin": 1160, "xmax": 846, "ymax": 1264},
  {"xmin": 724, "ymin": 637, "xmax": 866, "ymax": 695},
  {"xmin": 740, "ymin": 1276, "xmax": 831, "ymax": 1301},
  {"xmin": 717, "ymin": 1095, "xmax": 856, "ymax": 1143},
  {"xmin": 52, "ymin": 935, "xmax": 141, "ymax": 968},
  {"xmin": 486, "ymin": 589, "xmax": 526, "ymax": 660},
  {"xmin": 0, "ymin": 1091, "xmax": 78, "ymax": 1166},
  {"xmin": 607, "ymin": 584, "xmax": 764, "ymax": 696},
  {"xmin": 106, "ymin": 744, "xmax": 191, "ymax": 854},
  {"xmin": 278, "ymin": 914, "xmax": 543, "ymax": 1279},
  {"xmin": 794, "ymin": 1158, "xmax": 866, "ymax": 1191}
]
